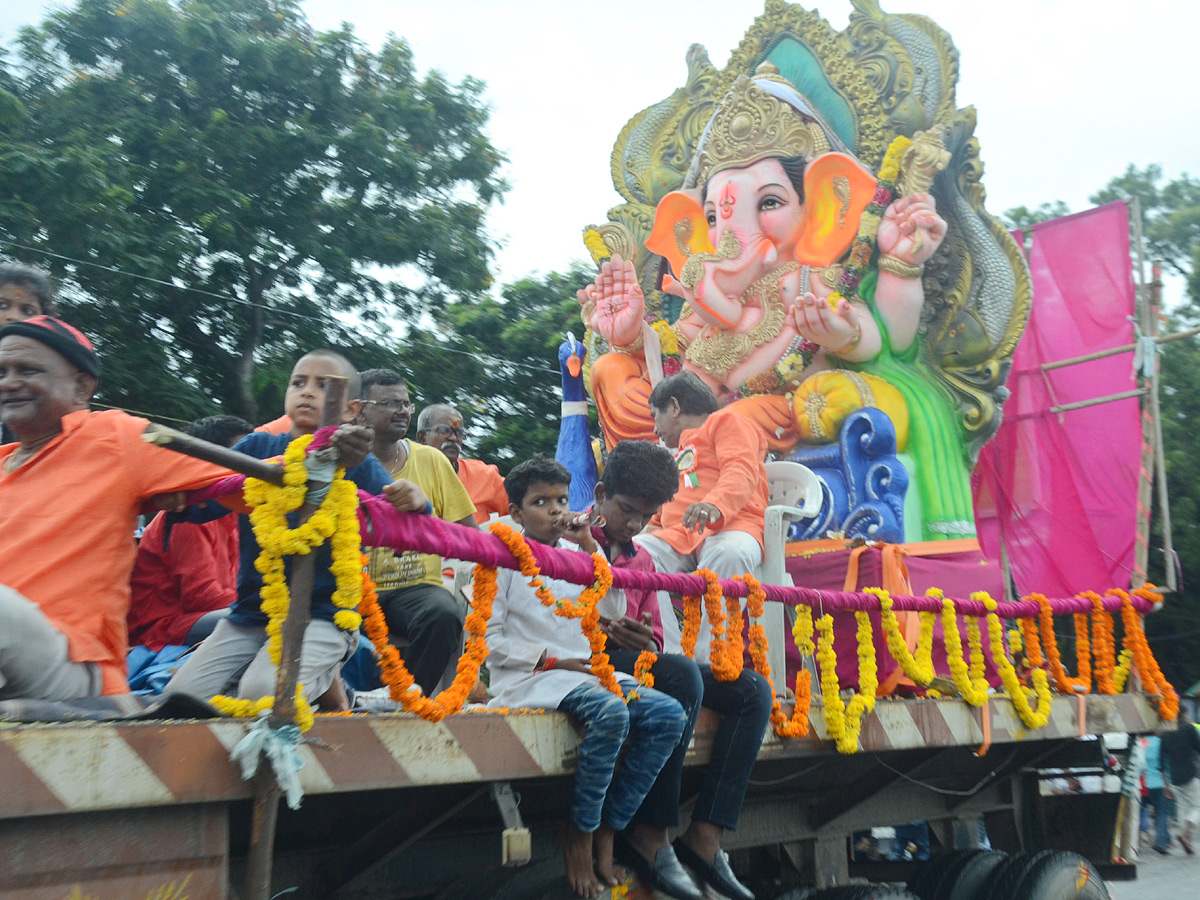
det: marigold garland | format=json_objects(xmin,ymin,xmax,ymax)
[
  {"xmin": 1112, "ymin": 586, "xmax": 1177, "ymax": 720},
  {"xmin": 1030, "ymin": 593, "xmax": 1089, "ymax": 693},
  {"xmin": 210, "ymin": 685, "xmax": 316, "ymax": 734},
  {"xmin": 710, "ymin": 577, "xmax": 745, "ymax": 682},
  {"xmin": 1007, "ymin": 627, "xmax": 1023, "ymax": 656},
  {"xmin": 1113, "ymin": 648, "xmax": 1135, "ymax": 693},
  {"xmin": 489, "ymin": 525, "xmax": 624, "ymax": 700},
  {"xmin": 213, "ymin": 434, "xmax": 361, "ymax": 732},
  {"xmin": 867, "ymin": 586, "xmax": 935, "ymax": 684},
  {"xmin": 681, "ymin": 571, "xmax": 744, "ymax": 681},
  {"xmin": 739, "ymin": 574, "xmax": 811, "ymax": 738},
  {"xmin": 358, "ymin": 553, "xmax": 495, "ymax": 720},
  {"xmin": 680, "ymin": 569, "xmax": 723, "ymax": 661},
  {"xmin": 823, "ymin": 135, "xmax": 913, "ymax": 311},
  {"xmin": 1082, "ymin": 591, "xmax": 1117, "ymax": 694},
  {"xmin": 792, "ymin": 604, "xmax": 815, "ymax": 656},
  {"xmin": 976, "ymin": 592, "xmax": 1052, "ymax": 730},
  {"xmin": 934, "ymin": 588, "xmax": 988, "ymax": 706},
  {"xmin": 815, "ymin": 610, "xmax": 877, "ymax": 754},
  {"xmin": 627, "ymin": 649, "xmax": 658, "ymax": 702},
  {"xmin": 1020, "ymin": 615, "xmax": 1044, "ymax": 668}
]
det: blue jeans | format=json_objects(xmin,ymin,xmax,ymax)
[
  {"xmin": 1147, "ymin": 787, "xmax": 1173, "ymax": 847},
  {"xmin": 558, "ymin": 680, "xmax": 688, "ymax": 833},
  {"xmin": 610, "ymin": 649, "xmax": 772, "ymax": 830}
]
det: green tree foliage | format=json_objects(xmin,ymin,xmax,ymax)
[
  {"xmin": 1005, "ymin": 167, "xmax": 1200, "ymax": 692},
  {"xmin": 397, "ymin": 266, "xmax": 597, "ymax": 471},
  {"xmin": 0, "ymin": 0, "xmax": 504, "ymax": 420},
  {"xmin": 999, "ymin": 200, "xmax": 1071, "ymax": 231}
]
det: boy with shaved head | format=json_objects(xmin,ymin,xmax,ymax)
[{"xmin": 165, "ymin": 350, "xmax": 395, "ymax": 705}]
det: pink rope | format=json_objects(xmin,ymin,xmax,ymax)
[{"xmin": 357, "ymin": 498, "xmax": 1157, "ymax": 618}]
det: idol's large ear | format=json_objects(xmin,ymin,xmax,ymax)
[
  {"xmin": 645, "ymin": 190, "xmax": 712, "ymax": 280},
  {"xmin": 796, "ymin": 153, "xmax": 878, "ymax": 267}
]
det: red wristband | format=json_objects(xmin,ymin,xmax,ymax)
[{"xmin": 541, "ymin": 656, "xmax": 558, "ymax": 672}]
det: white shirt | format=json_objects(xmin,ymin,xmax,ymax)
[{"xmin": 486, "ymin": 539, "xmax": 636, "ymax": 710}]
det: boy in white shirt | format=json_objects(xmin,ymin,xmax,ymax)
[{"xmin": 487, "ymin": 455, "xmax": 687, "ymax": 899}]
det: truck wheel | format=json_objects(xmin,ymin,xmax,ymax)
[
  {"xmin": 978, "ymin": 851, "xmax": 1054, "ymax": 900},
  {"xmin": 906, "ymin": 850, "xmax": 974, "ymax": 899},
  {"xmin": 939, "ymin": 851, "xmax": 1007, "ymax": 900},
  {"xmin": 1011, "ymin": 852, "xmax": 1106, "ymax": 900},
  {"xmin": 775, "ymin": 889, "xmax": 921, "ymax": 899}
]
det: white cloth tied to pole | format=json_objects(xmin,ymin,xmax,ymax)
[
  {"xmin": 302, "ymin": 445, "xmax": 339, "ymax": 506},
  {"xmin": 1129, "ymin": 316, "xmax": 1157, "ymax": 379},
  {"xmin": 230, "ymin": 713, "xmax": 307, "ymax": 810}
]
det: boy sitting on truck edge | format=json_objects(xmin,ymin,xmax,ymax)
[
  {"xmin": 487, "ymin": 454, "xmax": 688, "ymax": 899},
  {"xmin": 571, "ymin": 439, "xmax": 770, "ymax": 900},
  {"xmin": 164, "ymin": 350, "xmax": 411, "ymax": 707}
]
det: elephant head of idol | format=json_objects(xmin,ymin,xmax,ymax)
[{"xmin": 647, "ymin": 63, "xmax": 878, "ymax": 327}]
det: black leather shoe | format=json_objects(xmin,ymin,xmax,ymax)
[
  {"xmin": 672, "ymin": 839, "xmax": 756, "ymax": 900},
  {"xmin": 614, "ymin": 835, "xmax": 703, "ymax": 900}
]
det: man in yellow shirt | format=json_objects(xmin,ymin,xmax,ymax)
[{"xmin": 358, "ymin": 369, "xmax": 477, "ymax": 694}]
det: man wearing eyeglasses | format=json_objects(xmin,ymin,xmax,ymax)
[
  {"xmin": 417, "ymin": 403, "xmax": 509, "ymax": 525},
  {"xmin": 358, "ymin": 369, "xmax": 478, "ymax": 695}
]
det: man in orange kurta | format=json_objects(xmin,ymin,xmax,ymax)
[
  {"xmin": 0, "ymin": 317, "xmax": 232, "ymax": 698},
  {"xmin": 417, "ymin": 403, "xmax": 509, "ymax": 524},
  {"xmin": 633, "ymin": 372, "xmax": 768, "ymax": 580},
  {"xmin": 632, "ymin": 373, "xmax": 769, "ymax": 668}
]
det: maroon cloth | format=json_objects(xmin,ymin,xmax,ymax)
[
  {"xmin": 590, "ymin": 524, "xmax": 664, "ymax": 649},
  {"xmin": 128, "ymin": 512, "xmax": 239, "ymax": 651}
]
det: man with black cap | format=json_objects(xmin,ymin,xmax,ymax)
[{"xmin": 0, "ymin": 315, "xmax": 233, "ymax": 699}]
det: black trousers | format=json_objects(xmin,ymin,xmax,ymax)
[
  {"xmin": 610, "ymin": 648, "xmax": 772, "ymax": 831},
  {"xmin": 378, "ymin": 583, "xmax": 464, "ymax": 695}
]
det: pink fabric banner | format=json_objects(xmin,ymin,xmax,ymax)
[{"xmin": 974, "ymin": 201, "xmax": 1140, "ymax": 596}]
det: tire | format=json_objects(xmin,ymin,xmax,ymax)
[
  {"xmin": 1012, "ymin": 852, "xmax": 1107, "ymax": 900},
  {"xmin": 979, "ymin": 851, "xmax": 1054, "ymax": 900},
  {"xmin": 906, "ymin": 850, "xmax": 974, "ymax": 900},
  {"xmin": 939, "ymin": 851, "xmax": 1007, "ymax": 900},
  {"xmin": 776, "ymin": 890, "xmax": 921, "ymax": 899}
]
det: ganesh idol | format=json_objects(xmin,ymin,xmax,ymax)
[
  {"xmin": 580, "ymin": 65, "xmax": 945, "ymax": 455},
  {"xmin": 573, "ymin": 0, "xmax": 1031, "ymax": 541}
]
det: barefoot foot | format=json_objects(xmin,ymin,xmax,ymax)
[
  {"xmin": 594, "ymin": 823, "xmax": 627, "ymax": 886},
  {"xmin": 563, "ymin": 824, "xmax": 602, "ymax": 898}
]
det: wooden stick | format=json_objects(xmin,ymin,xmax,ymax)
[
  {"xmin": 142, "ymin": 424, "xmax": 285, "ymax": 485},
  {"xmin": 1048, "ymin": 388, "xmax": 1147, "ymax": 414},
  {"xmin": 1132, "ymin": 196, "xmax": 1153, "ymax": 587},
  {"xmin": 1039, "ymin": 324, "xmax": 1200, "ymax": 372},
  {"xmin": 1148, "ymin": 262, "xmax": 1177, "ymax": 591},
  {"xmin": 244, "ymin": 377, "xmax": 347, "ymax": 900}
]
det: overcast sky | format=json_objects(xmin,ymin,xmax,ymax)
[{"xmin": 3, "ymin": 1, "xmax": 1198, "ymax": 302}]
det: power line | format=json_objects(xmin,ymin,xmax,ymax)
[
  {"xmin": 0, "ymin": 237, "xmax": 562, "ymax": 376},
  {"xmin": 90, "ymin": 401, "xmax": 192, "ymax": 425}
]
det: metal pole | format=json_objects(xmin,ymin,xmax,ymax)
[
  {"xmin": 244, "ymin": 376, "xmax": 348, "ymax": 900},
  {"xmin": 1131, "ymin": 196, "xmax": 1153, "ymax": 587},
  {"xmin": 1147, "ymin": 262, "xmax": 1177, "ymax": 590}
]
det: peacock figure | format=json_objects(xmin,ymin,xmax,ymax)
[{"xmin": 556, "ymin": 333, "xmax": 599, "ymax": 511}]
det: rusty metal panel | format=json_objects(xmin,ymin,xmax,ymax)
[{"xmin": 0, "ymin": 803, "xmax": 227, "ymax": 899}]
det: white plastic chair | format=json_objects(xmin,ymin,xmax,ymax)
[{"xmin": 757, "ymin": 461, "xmax": 824, "ymax": 690}]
